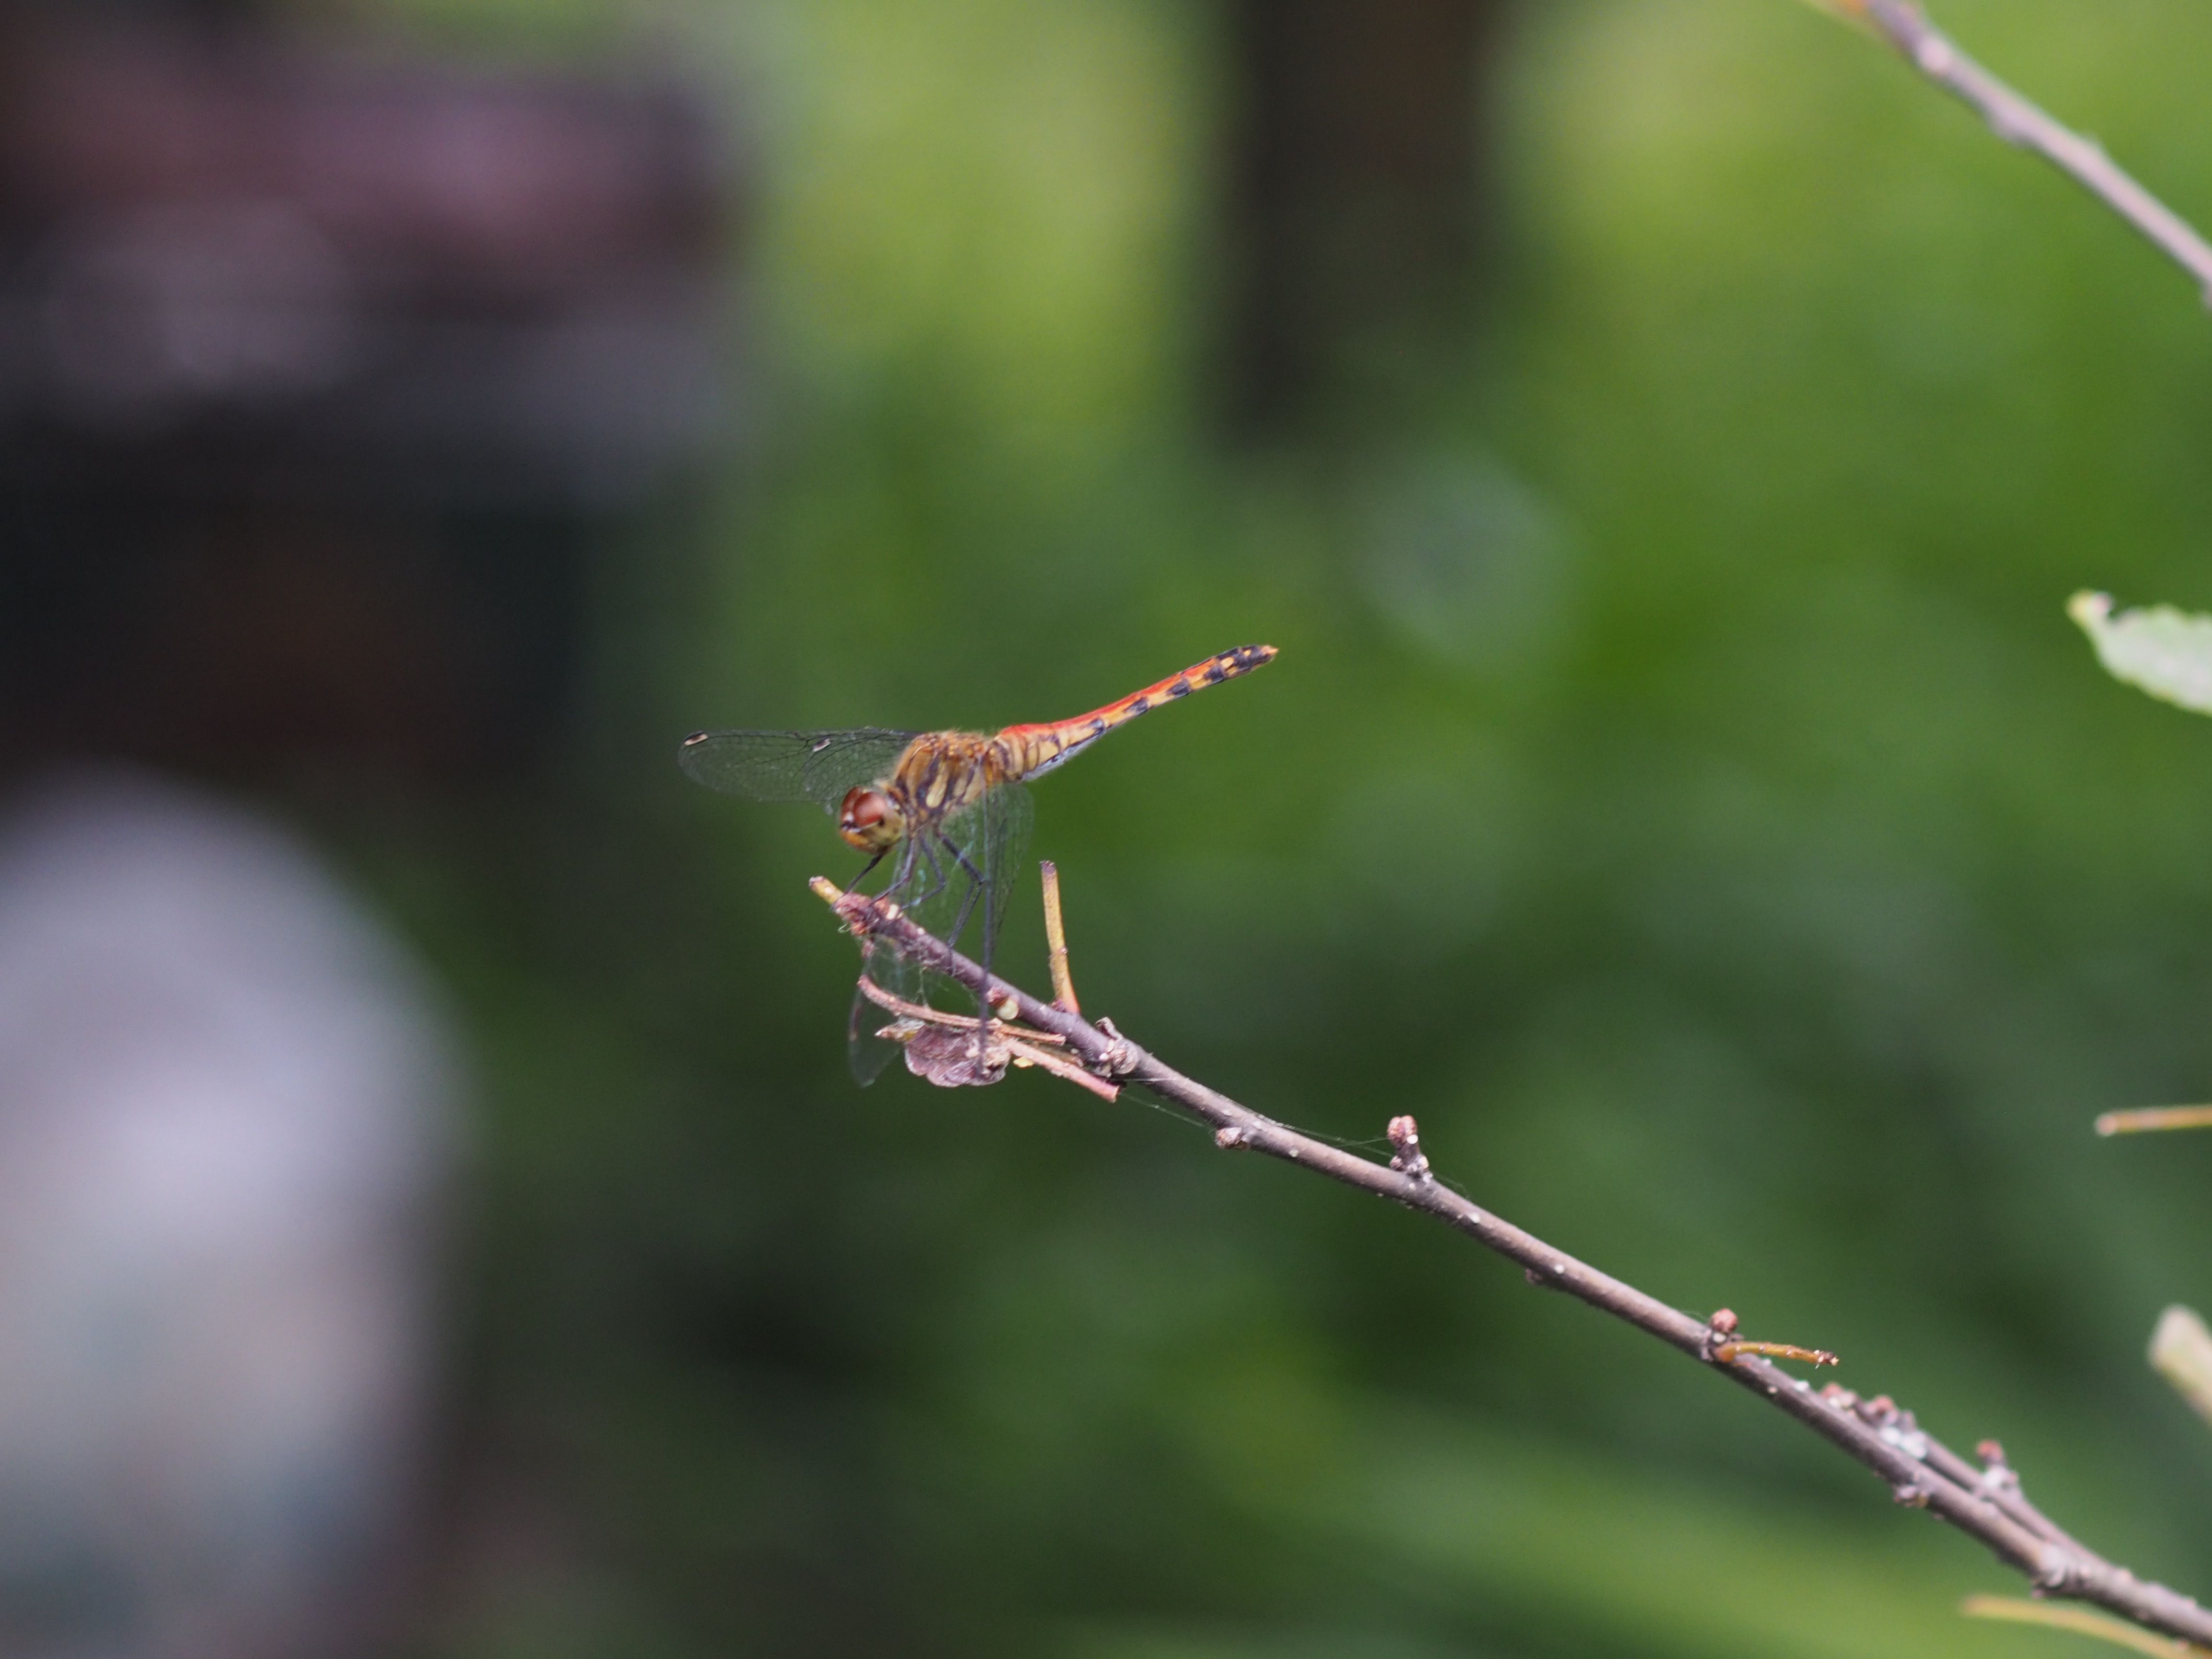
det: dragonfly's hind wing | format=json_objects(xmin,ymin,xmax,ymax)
[
  {"xmin": 982, "ymin": 783, "xmax": 1034, "ymax": 969},
  {"xmin": 850, "ymin": 782, "xmax": 1030, "ymax": 1086},
  {"xmin": 849, "ymin": 941, "xmax": 921, "ymax": 1085},
  {"xmin": 678, "ymin": 727, "xmax": 914, "ymax": 811}
]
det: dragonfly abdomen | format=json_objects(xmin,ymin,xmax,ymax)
[{"xmin": 999, "ymin": 643, "xmax": 1276, "ymax": 780}]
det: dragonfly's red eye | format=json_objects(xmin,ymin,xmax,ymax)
[{"xmin": 838, "ymin": 786, "xmax": 903, "ymax": 852}]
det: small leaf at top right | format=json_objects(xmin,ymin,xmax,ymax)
[{"xmin": 2071, "ymin": 591, "xmax": 2212, "ymax": 717}]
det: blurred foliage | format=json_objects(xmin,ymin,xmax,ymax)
[{"xmin": 317, "ymin": 0, "xmax": 2212, "ymax": 1654}]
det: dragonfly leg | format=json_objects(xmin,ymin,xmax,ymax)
[
  {"xmin": 874, "ymin": 839, "xmax": 923, "ymax": 908},
  {"xmin": 942, "ymin": 836, "xmax": 987, "ymax": 902},
  {"xmin": 940, "ymin": 834, "xmax": 985, "ymax": 950},
  {"xmin": 905, "ymin": 835, "xmax": 949, "ymax": 913},
  {"xmin": 945, "ymin": 875, "xmax": 980, "ymax": 955},
  {"xmin": 936, "ymin": 833, "xmax": 998, "ymax": 1060},
  {"xmin": 889, "ymin": 838, "xmax": 956, "ymax": 1022}
]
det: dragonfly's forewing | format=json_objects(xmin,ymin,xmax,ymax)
[{"xmin": 677, "ymin": 728, "xmax": 914, "ymax": 811}]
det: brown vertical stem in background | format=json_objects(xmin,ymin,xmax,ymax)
[{"xmin": 1221, "ymin": 0, "xmax": 1509, "ymax": 431}]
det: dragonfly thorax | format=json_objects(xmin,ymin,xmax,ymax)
[{"xmin": 842, "ymin": 732, "xmax": 1014, "ymax": 855}]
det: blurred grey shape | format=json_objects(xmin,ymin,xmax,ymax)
[
  {"xmin": 40, "ymin": 199, "xmax": 360, "ymax": 425},
  {"xmin": 0, "ymin": 771, "xmax": 458, "ymax": 1659}
]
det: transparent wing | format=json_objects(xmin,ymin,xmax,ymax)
[
  {"xmin": 847, "ymin": 781, "xmax": 1033, "ymax": 1084},
  {"xmin": 932, "ymin": 781, "xmax": 1034, "ymax": 974},
  {"xmin": 677, "ymin": 727, "xmax": 915, "ymax": 811},
  {"xmin": 849, "ymin": 946, "xmax": 920, "ymax": 1086}
]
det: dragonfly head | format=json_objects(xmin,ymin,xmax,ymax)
[{"xmin": 838, "ymin": 785, "xmax": 905, "ymax": 853}]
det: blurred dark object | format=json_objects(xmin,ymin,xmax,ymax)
[
  {"xmin": 1224, "ymin": 0, "xmax": 1507, "ymax": 432},
  {"xmin": 0, "ymin": 6, "xmax": 727, "ymax": 781}
]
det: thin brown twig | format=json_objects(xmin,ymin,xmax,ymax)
[
  {"xmin": 1712, "ymin": 1340, "xmax": 1838, "ymax": 1367},
  {"xmin": 809, "ymin": 874, "xmax": 2212, "ymax": 1649},
  {"xmin": 1831, "ymin": 0, "xmax": 2212, "ymax": 305},
  {"xmin": 2097, "ymin": 1106, "xmax": 2212, "ymax": 1137},
  {"xmin": 1040, "ymin": 859, "xmax": 1080, "ymax": 1014},
  {"xmin": 1962, "ymin": 1595, "xmax": 2212, "ymax": 1659},
  {"xmin": 853, "ymin": 977, "xmax": 1053, "ymax": 1038}
]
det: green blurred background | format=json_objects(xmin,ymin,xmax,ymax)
[
  {"xmin": 49, "ymin": 0, "xmax": 2212, "ymax": 1652},
  {"xmin": 409, "ymin": 1, "xmax": 2212, "ymax": 1652}
]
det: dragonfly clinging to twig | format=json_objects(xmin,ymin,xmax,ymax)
[{"xmin": 679, "ymin": 644, "xmax": 1278, "ymax": 1081}]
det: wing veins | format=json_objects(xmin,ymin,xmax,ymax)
[{"xmin": 677, "ymin": 727, "xmax": 914, "ymax": 810}]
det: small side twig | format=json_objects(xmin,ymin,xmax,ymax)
[
  {"xmin": 852, "ymin": 965, "xmax": 1118, "ymax": 1102},
  {"xmin": 810, "ymin": 873, "xmax": 2212, "ymax": 1650},
  {"xmin": 2097, "ymin": 1106, "xmax": 2212, "ymax": 1136},
  {"xmin": 1962, "ymin": 1595, "xmax": 2212, "ymax": 1659},
  {"xmin": 1040, "ymin": 859, "xmax": 1080, "ymax": 1014},
  {"xmin": 1828, "ymin": 0, "xmax": 2212, "ymax": 305}
]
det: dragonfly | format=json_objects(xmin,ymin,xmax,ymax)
[{"xmin": 679, "ymin": 643, "xmax": 1278, "ymax": 1082}]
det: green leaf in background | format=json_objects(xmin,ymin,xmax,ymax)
[
  {"xmin": 2070, "ymin": 591, "xmax": 2212, "ymax": 715},
  {"xmin": 2147, "ymin": 1305, "xmax": 2212, "ymax": 1430}
]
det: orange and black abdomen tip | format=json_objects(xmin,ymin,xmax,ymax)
[
  {"xmin": 1159, "ymin": 645, "xmax": 1273, "ymax": 693},
  {"xmin": 1126, "ymin": 645, "xmax": 1272, "ymax": 716},
  {"xmin": 1205, "ymin": 644, "xmax": 1275, "ymax": 683}
]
